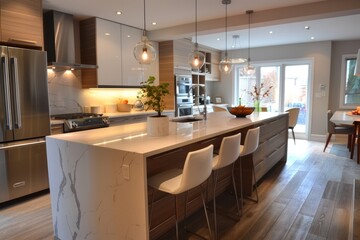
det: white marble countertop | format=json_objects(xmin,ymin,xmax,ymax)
[{"xmin": 48, "ymin": 111, "xmax": 286, "ymax": 157}]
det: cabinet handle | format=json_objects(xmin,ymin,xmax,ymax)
[
  {"xmin": 13, "ymin": 181, "xmax": 26, "ymax": 188},
  {"xmin": 9, "ymin": 38, "xmax": 37, "ymax": 45}
]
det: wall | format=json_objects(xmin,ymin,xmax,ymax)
[
  {"xmin": 208, "ymin": 41, "xmax": 332, "ymax": 138},
  {"xmin": 329, "ymin": 40, "xmax": 360, "ymax": 110},
  {"xmin": 47, "ymin": 70, "xmax": 140, "ymax": 115}
]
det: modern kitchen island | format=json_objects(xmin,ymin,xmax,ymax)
[{"xmin": 45, "ymin": 111, "xmax": 288, "ymax": 240}]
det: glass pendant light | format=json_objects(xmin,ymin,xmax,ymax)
[
  {"xmin": 219, "ymin": 0, "xmax": 233, "ymax": 74},
  {"xmin": 188, "ymin": 0, "xmax": 205, "ymax": 70},
  {"xmin": 244, "ymin": 10, "xmax": 255, "ymax": 75},
  {"xmin": 133, "ymin": 0, "xmax": 156, "ymax": 64}
]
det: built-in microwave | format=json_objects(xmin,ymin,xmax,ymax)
[
  {"xmin": 177, "ymin": 104, "xmax": 193, "ymax": 117},
  {"xmin": 175, "ymin": 96, "xmax": 193, "ymax": 117},
  {"xmin": 175, "ymin": 75, "xmax": 192, "ymax": 96}
]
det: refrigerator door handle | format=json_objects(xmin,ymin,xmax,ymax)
[
  {"xmin": 1, "ymin": 56, "xmax": 13, "ymax": 130},
  {"xmin": 10, "ymin": 57, "xmax": 22, "ymax": 129}
]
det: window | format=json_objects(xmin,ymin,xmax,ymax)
[
  {"xmin": 340, "ymin": 54, "xmax": 360, "ymax": 108},
  {"xmin": 235, "ymin": 65, "xmax": 279, "ymax": 111}
]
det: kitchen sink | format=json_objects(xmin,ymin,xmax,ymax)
[{"xmin": 171, "ymin": 117, "xmax": 204, "ymax": 123}]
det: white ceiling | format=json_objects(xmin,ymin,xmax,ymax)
[{"xmin": 42, "ymin": 0, "xmax": 360, "ymax": 51}]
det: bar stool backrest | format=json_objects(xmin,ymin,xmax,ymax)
[
  {"xmin": 213, "ymin": 133, "xmax": 241, "ymax": 170},
  {"xmin": 175, "ymin": 144, "xmax": 214, "ymax": 194},
  {"xmin": 240, "ymin": 127, "xmax": 260, "ymax": 156}
]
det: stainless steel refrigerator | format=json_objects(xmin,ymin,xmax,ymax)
[{"xmin": 0, "ymin": 46, "xmax": 50, "ymax": 203}]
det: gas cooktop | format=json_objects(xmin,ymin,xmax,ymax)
[{"xmin": 51, "ymin": 113, "xmax": 110, "ymax": 132}]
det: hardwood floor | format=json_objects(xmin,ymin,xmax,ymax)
[{"xmin": 0, "ymin": 139, "xmax": 358, "ymax": 240}]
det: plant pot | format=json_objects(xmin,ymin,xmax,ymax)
[{"xmin": 147, "ymin": 115, "xmax": 169, "ymax": 137}]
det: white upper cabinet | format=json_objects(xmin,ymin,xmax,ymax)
[
  {"xmin": 96, "ymin": 18, "xmax": 122, "ymax": 86},
  {"xmin": 122, "ymin": 25, "xmax": 159, "ymax": 86},
  {"xmin": 122, "ymin": 25, "xmax": 144, "ymax": 86},
  {"xmin": 80, "ymin": 18, "xmax": 159, "ymax": 88}
]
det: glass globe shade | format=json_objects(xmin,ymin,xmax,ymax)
[
  {"xmin": 188, "ymin": 50, "xmax": 205, "ymax": 70},
  {"xmin": 219, "ymin": 58, "xmax": 233, "ymax": 74},
  {"xmin": 244, "ymin": 63, "xmax": 255, "ymax": 76},
  {"xmin": 133, "ymin": 36, "xmax": 157, "ymax": 64}
]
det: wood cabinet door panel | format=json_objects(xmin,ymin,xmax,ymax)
[{"xmin": 0, "ymin": 0, "xmax": 43, "ymax": 48}]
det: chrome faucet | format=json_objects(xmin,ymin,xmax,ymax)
[{"xmin": 188, "ymin": 84, "xmax": 207, "ymax": 120}]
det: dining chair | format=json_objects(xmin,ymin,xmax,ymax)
[
  {"xmin": 285, "ymin": 108, "xmax": 300, "ymax": 144},
  {"xmin": 239, "ymin": 127, "xmax": 260, "ymax": 203},
  {"xmin": 323, "ymin": 110, "xmax": 354, "ymax": 152},
  {"xmin": 212, "ymin": 133, "xmax": 241, "ymax": 239},
  {"xmin": 148, "ymin": 145, "xmax": 214, "ymax": 240}
]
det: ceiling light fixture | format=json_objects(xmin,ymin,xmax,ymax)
[
  {"xmin": 355, "ymin": 49, "xmax": 360, "ymax": 76},
  {"xmin": 133, "ymin": 0, "xmax": 156, "ymax": 64},
  {"xmin": 219, "ymin": 0, "xmax": 233, "ymax": 74},
  {"xmin": 244, "ymin": 10, "xmax": 255, "ymax": 75},
  {"xmin": 188, "ymin": 0, "xmax": 205, "ymax": 70},
  {"xmin": 116, "ymin": 11, "xmax": 122, "ymax": 15}
]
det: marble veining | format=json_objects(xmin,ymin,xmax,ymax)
[{"xmin": 47, "ymin": 137, "xmax": 148, "ymax": 240}]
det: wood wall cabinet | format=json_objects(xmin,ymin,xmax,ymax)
[
  {"xmin": 0, "ymin": 0, "xmax": 43, "ymax": 49},
  {"xmin": 206, "ymin": 50, "xmax": 220, "ymax": 81},
  {"xmin": 159, "ymin": 39, "xmax": 221, "ymax": 110},
  {"xmin": 80, "ymin": 17, "xmax": 159, "ymax": 88}
]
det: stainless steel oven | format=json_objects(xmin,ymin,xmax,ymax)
[{"xmin": 175, "ymin": 75, "xmax": 192, "ymax": 96}]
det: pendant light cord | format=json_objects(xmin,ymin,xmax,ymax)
[
  {"xmin": 246, "ymin": 10, "xmax": 253, "ymax": 62},
  {"xmin": 143, "ymin": 0, "xmax": 146, "ymax": 36},
  {"xmin": 225, "ymin": 2, "xmax": 228, "ymax": 58},
  {"xmin": 195, "ymin": 0, "xmax": 198, "ymax": 48}
]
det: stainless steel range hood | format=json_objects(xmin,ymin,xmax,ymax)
[{"xmin": 43, "ymin": 10, "xmax": 98, "ymax": 70}]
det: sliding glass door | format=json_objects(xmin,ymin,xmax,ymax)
[
  {"xmin": 284, "ymin": 64, "xmax": 309, "ymax": 134},
  {"xmin": 235, "ymin": 61, "xmax": 311, "ymax": 138}
]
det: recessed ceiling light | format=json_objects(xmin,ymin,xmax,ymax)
[
  {"xmin": 305, "ymin": 26, "xmax": 310, "ymax": 30},
  {"xmin": 269, "ymin": 31, "xmax": 273, "ymax": 34},
  {"xmin": 311, "ymin": 36, "xmax": 315, "ymax": 40},
  {"xmin": 152, "ymin": 22, "xmax": 157, "ymax": 25},
  {"xmin": 105, "ymin": 33, "xmax": 110, "ymax": 36},
  {"xmin": 116, "ymin": 11, "xmax": 122, "ymax": 15},
  {"xmin": 127, "ymin": 35, "xmax": 131, "ymax": 38},
  {"xmin": 217, "ymin": 38, "xmax": 221, "ymax": 41}
]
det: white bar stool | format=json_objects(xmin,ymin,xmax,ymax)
[
  {"xmin": 212, "ymin": 133, "xmax": 242, "ymax": 240},
  {"xmin": 148, "ymin": 144, "xmax": 214, "ymax": 240},
  {"xmin": 239, "ymin": 127, "xmax": 260, "ymax": 204}
]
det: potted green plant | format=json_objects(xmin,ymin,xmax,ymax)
[{"xmin": 137, "ymin": 76, "xmax": 170, "ymax": 136}]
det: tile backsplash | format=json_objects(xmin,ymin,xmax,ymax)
[{"xmin": 47, "ymin": 69, "xmax": 139, "ymax": 115}]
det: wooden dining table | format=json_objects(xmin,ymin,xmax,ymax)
[{"xmin": 330, "ymin": 110, "xmax": 360, "ymax": 163}]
